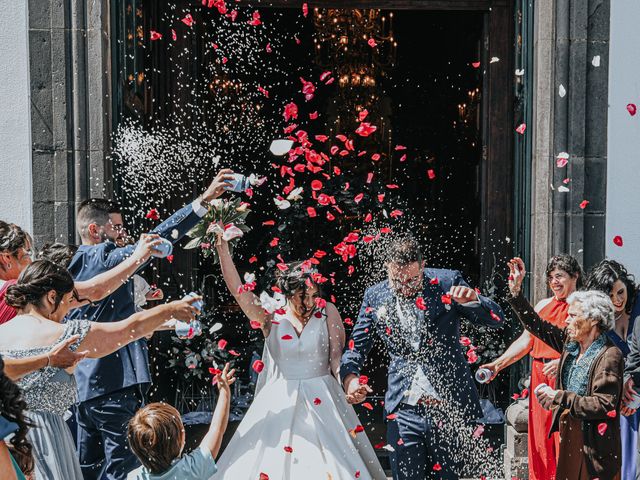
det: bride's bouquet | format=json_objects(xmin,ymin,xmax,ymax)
[{"xmin": 184, "ymin": 197, "xmax": 251, "ymax": 263}]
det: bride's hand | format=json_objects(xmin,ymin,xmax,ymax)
[{"xmin": 344, "ymin": 375, "xmax": 372, "ymax": 404}]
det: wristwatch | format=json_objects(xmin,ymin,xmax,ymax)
[{"xmin": 197, "ymin": 196, "xmax": 210, "ymax": 209}]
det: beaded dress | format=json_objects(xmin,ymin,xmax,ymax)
[{"xmin": 0, "ymin": 319, "xmax": 91, "ymax": 479}]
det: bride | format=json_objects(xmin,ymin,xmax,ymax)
[{"xmin": 211, "ymin": 234, "xmax": 386, "ymax": 480}]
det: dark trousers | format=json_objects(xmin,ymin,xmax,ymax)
[
  {"xmin": 76, "ymin": 385, "xmax": 145, "ymax": 480},
  {"xmin": 387, "ymin": 404, "xmax": 459, "ymax": 480}
]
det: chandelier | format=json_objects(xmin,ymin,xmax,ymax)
[{"xmin": 313, "ymin": 9, "xmax": 397, "ymax": 94}]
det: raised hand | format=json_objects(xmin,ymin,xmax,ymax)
[
  {"xmin": 214, "ymin": 362, "xmax": 237, "ymax": 394},
  {"xmin": 448, "ymin": 285, "xmax": 479, "ymax": 304},
  {"xmin": 131, "ymin": 233, "xmax": 163, "ymax": 263},
  {"xmin": 202, "ymin": 169, "xmax": 236, "ymax": 202},
  {"xmin": 49, "ymin": 335, "xmax": 89, "ymax": 369},
  {"xmin": 507, "ymin": 257, "xmax": 526, "ymax": 296}
]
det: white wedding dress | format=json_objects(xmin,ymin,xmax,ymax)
[{"xmin": 211, "ymin": 308, "xmax": 387, "ymax": 480}]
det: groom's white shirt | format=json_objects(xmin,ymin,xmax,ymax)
[{"xmin": 394, "ymin": 296, "xmax": 442, "ymax": 404}]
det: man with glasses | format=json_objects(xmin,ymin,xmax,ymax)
[
  {"xmin": 66, "ymin": 169, "xmax": 235, "ymax": 480},
  {"xmin": 341, "ymin": 235, "xmax": 505, "ymax": 480}
]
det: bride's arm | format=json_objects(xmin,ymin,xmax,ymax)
[
  {"xmin": 215, "ymin": 237, "xmax": 271, "ymax": 336},
  {"xmin": 325, "ymin": 302, "xmax": 346, "ymax": 380}
]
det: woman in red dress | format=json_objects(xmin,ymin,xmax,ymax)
[
  {"xmin": 0, "ymin": 221, "xmax": 33, "ymax": 324},
  {"xmin": 480, "ymin": 254, "xmax": 583, "ymax": 480}
]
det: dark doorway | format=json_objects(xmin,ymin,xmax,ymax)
[{"xmin": 111, "ymin": 0, "xmax": 514, "ymax": 458}]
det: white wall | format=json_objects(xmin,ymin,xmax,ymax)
[
  {"xmin": 0, "ymin": 0, "xmax": 32, "ymax": 231},
  {"xmin": 607, "ymin": 1, "xmax": 640, "ymax": 276}
]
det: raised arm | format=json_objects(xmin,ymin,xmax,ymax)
[
  {"xmin": 450, "ymin": 271, "xmax": 505, "ymax": 328},
  {"xmin": 215, "ymin": 237, "xmax": 271, "ymax": 336},
  {"xmin": 72, "ymin": 234, "xmax": 161, "ymax": 305},
  {"xmin": 326, "ymin": 302, "xmax": 346, "ymax": 380},
  {"xmin": 78, "ymin": 297, "xmax": 199, "ymax": 358},
  {"xmin": 201, "ymin": 363, "xmax": 235, "ymax": 458},
  {"xmin": 507, "ymin": 258, "xmax": 566, "ymax": 353}
]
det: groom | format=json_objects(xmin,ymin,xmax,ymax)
[{"xmin": 341, "ymin": 235, "xmax": 505, "ymax": 480}]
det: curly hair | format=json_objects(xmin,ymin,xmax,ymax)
[
  {"xmin": 585, "ymin": 259, "xmax": 637, "ymax": 314},
  {"xmin": 5, "ymin": 260, "xmax": 75, "ymax": 313},
  {"xmin": 545, "ymin": 254, "xmax": 584, "ymax": 289},
  {"xmin": 0, "ymin": 356, "xmax": 34, "ymax": 475},
  {"xmin": 0, "ymin": 221, "xmax": 31, "ymax": 255}
]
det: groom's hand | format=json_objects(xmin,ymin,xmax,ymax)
[
  {"xmin": 343, "ymin": 374, "xmax": 372, "ymax": 404},
  {"xmin": 448, "ymin": 285, "xmax": 479, "ymax": 304}
]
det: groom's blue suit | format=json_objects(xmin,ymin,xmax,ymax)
[
  {"xmin": 67, "ymin": 201, "xmax": 205, "ymax": 480},
  {"xmin": 341, "ymin": 268, "xmax": 505, "ymax": 480}
]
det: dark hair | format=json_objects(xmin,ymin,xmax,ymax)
[
  {"xmin": 77, "ymin": 198, "xmax": 121, "ymax": 239},
  {"xmin": 5, "ymin": 260, "xmax": 74, "ymax": 312},
  {"xmin": 386, "ymin": 235, "xmax": 423, "ymax": 266},
  {"xmin": 275, "ymin": 261, "xmax": 322, "ymax": 298},
  {"xmin": 545, "ymin": 254, "xmax": 584, "ymax": 289},
  {"xmin": 0, "ymin": 221, "xmax": 31, "ymax": 255},
  {"xmin": 585, "ymin": 259, "xmax": 637, "ymax": 314},
  {"xmin": 0, "ymin": 356, "xmax": 34, "ymax": 475},
  {"xmin": 37, "ymin": 243, "xmax": 78, "ymax": 268},
  {"xmin": 127, "ymin": 402, "xmax": 184, "ymax": 474}
]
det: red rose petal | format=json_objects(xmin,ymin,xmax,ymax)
[
  {"xmin": 613, "ymin": 235, "xmax": 624, "ymax": 247},
  {"xmin": 281, "ymin": 334, "xmax": 293, "ymax": 340},
  {"xmin": 252, "ymin": 359, "xmax": 265, "ymax": 373},
  {"xmin": 606, "ymin": 410, "xmax": 617, "ymax": 418},
  {"xmin": 217, "ymin": 339, "xmax": 228, "ymax": 350},
  {"xmin": 579, "ymin": 200, "xmax": 589, "ymax": 209},
  {"xmin": 627, "ymin": 103, "xmax": 637, "ymax": 116},
  {"xmin": 415, "ymin": 297, "xmax": 427, "ymax": 311},
  {"xmin": 597, "ymin": 422, "xmax": 608, "ymax": 435},
  {"xmin": 313, "ymin": 397, "xmax": 322, "ymax": 405},
  {"xmin": 362, "ymin": 402, "xmax": 373, "ymax": 410},
  {"xmin": 150, "ymin": 31, "xmax": 162, "ymax": 41}
]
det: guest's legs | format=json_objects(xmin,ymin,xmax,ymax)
[
  {"xmin": 76, "ymin": 402, "xmax": 104, "ymax": 480},
  {"xmin": 78, "ymin": 386, "xmax": 144, "ymax": 480}
]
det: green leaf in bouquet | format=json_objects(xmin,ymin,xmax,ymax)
[{"xmin": 183, "ymin": 237, "xmax": 203, "ymax": 250}]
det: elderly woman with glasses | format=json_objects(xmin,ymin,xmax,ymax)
[{"xmin": 507, "ymin": 257, "xmax": 623, "ymax": 480}]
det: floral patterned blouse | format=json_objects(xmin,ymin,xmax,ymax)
[{"xmin": 562, "ymin": 333, "xmax": 607, "ymax": 396}]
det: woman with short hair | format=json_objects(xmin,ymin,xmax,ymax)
[
  {"xmin": 481, "ymin": 254, "xmax": 583, "ymax": 480},
  {"xmin": 507, "ymin": 257, "xmax": 623, "ymax": 480}
]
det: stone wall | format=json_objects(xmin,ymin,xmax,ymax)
[
  {"xmin": 27, "ymin": 0, "xmax": 112, "ymax": 247},
  {"xmin": 531, "ymin": 0, "xmax": 610, "ymax": 302},
  {"xmin": 0, "ymin": 0, "xmax": 33, "ymax": 229}
]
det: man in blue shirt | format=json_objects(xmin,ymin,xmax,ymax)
[{"xmin": 67, "ymin": 169, "xmax": 234, "ymax": 480}]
